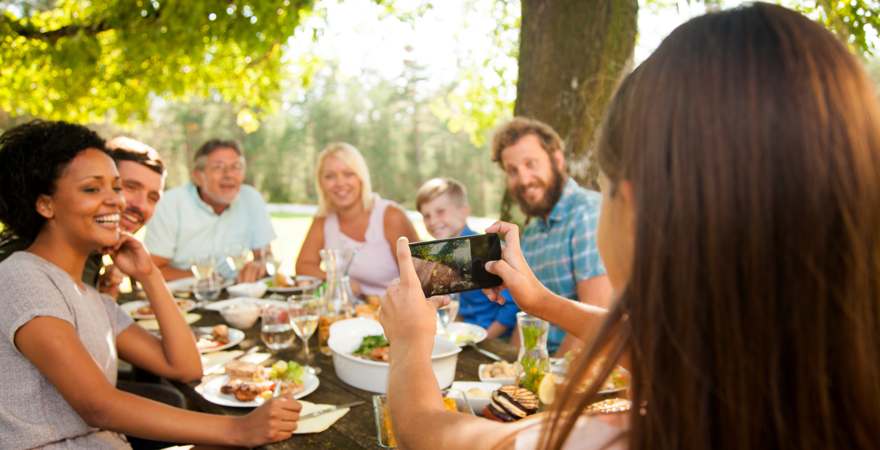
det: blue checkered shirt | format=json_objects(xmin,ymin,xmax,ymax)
[{"xmin": 520, "ymin": 177, "xmax": 606, "ymax": 352}]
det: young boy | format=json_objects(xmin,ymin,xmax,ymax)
[{"xmin": 415, "ymin": 178, "xmax": 518, "ymax": 339}]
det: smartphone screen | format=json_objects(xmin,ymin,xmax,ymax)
[{"xmin": 409, "ymin": 233, "xmax": 503, "ymax": 297}]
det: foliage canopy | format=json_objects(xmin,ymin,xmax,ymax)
[{"xmin": 0, "ymin": 0, "xmax": 315, "ymax": 122}]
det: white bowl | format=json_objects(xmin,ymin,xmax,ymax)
[
  {"xmin": 220, "ymin": 302, "xmax": 261, "ymax": 329},
  {"xmin": 329, "ymin": 318, "xmax": 461, "ymax": 393},
  {"xmin": 226, "ymin": 281, "xmax": 268, "ymax": 298},
  {"xmin": 450, "ymin": 381, "xmax": 502, "ymax": 415},
  {"xmin": 478, "ymin": 363, "xmax": 517, "ymax": 386}
]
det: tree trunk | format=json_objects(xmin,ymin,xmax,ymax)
[{"xmin": 514, "ymin": 0, "xmax": 638, "ymax": 189}]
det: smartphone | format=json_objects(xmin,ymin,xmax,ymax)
[{"xmin": 409, "ymin": 233, "xmax": 503, "ymax": 297}]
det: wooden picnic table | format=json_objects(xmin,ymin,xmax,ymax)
[{"xmin": 173, "ymin": 306, "xmax": 518, "ymax": 449}]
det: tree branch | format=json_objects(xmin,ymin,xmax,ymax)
[{"xmin": 1, "ymin": 7, "xmax": 162, "ymax": 44}]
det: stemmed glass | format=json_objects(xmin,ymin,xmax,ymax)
[{"xmin": 288, "ymin": 293, "xmax": 323, "ymax": 374}]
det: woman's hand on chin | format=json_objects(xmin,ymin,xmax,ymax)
[
  {"xmin": 379, "ymin": 237, "xmax": 437, "ymax": 355},
  {"xmin": 104, "ymin": 232, "xmax": 156, "ymax": 281}
]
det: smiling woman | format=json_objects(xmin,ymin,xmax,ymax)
[
  {"xmin": 0, "ymin": 120, "xmax": 303, "ymax": 449},
  {"xmin": 296, "ymin": 142, "xmax": 420, "ymax": 297}
]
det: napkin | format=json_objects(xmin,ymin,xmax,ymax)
[
  {"xmin": 294, "ymin": 401, "xmax": 351, "ymax": 434},
  {"xmin": 201, "ymin": 350, "xmax": 271, "ymax": 376}
]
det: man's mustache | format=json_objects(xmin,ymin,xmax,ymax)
[{"xmin": 122, "ymin": 207, "xmax": 144, "ymax": 223}]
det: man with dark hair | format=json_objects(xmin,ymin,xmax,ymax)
[
  {"xmin": 145, "ymin": 138, "xmax": 274, "ymax": 282},
  {"xmin": 491, "ymin": 117, "xmax": 612, "ymax": 355}
]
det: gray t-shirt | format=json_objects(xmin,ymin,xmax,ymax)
[{"xmin": 0, "ymin": 252, "xmax": 135, "ymax": 449}]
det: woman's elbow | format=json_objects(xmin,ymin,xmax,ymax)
[
  {"xmin": 170, "ymin": 364, "xmax": 203, "ymax": 383},
  {"xmin": 75, "ymin": 394, "xmax": 117, "ymax": 429}
]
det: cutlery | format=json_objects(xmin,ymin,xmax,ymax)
[
  {"xmin": 468, "ymin": 342, "xmax": 503, "ymax": 361},
  {"xmin": 299, "ymin": 401, "xmax": 365, "ymax": 420}
]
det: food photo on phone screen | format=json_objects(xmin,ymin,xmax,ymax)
[{"xmin": 409, "ymin": 233, "xmax": 503, "ymax": 297}]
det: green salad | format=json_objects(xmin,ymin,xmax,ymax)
[{"xmin": 353, "ymin": 334, "xmax": 390, "ymax": 357}]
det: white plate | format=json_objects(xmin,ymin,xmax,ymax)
[
  {"xmin": 443, "ymin": 322, "xmax": 488, "ymax": 347},
  {"xmin": 264, "ymin": 275, "xmax": 322, "ymax": 294},
  {"xmin": 137, "ymin": 313, "xmax": 201, "ymax": 331},
  {"xmin": 166, "ymin": 277, "xmax": 234, "ymax": 294},
  {"xmin": 201, "ymin": 297, "xmax": 286, "ymax": 312},
  {"xmin": 195, "ymin": 327, "xmax": 245, "ymax": 353},
  {"xmin": 196, "ymin": 371, "xmax": 319, "ymax": 407},
  {"xmin": 121, "ymin": 299, "xmax": 197, "ymax": 320}
]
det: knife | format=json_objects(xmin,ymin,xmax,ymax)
[
  {"xmin": 468, "ymin": 342, "xmax": 503, "ymax": 361},
  {"xmin": 299, "ymin": 401, "xmax": 365, "ymax": 420}
]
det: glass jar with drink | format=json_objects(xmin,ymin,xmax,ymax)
[
  {"xmin": 516, "ymin": 312, "xmax": 550, "ymax": 394},
  {"xmin": 318, "ymin": 248, "xmax": 357, "ymax": 355}
]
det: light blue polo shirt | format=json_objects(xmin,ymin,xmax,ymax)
[
  {"xmin": 145, "ymin": 182, "xmax": 276, "ymax": 270},
  {"xmin": 520, "ymin": 177, "xmax": 606, "ymax": 352}
]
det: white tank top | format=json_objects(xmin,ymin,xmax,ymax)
[{"xmin": 323, "ymin": 194, "xmax": 400, "ymax": 296}]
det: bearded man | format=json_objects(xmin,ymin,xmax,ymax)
[{"xmin": 491, "ymin": 118, "xmax": 611, "ymax": 356}]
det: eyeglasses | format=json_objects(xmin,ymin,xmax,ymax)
[{"xmin": 203, "ymin": 162, "xmax": 245, "ymax": 174}]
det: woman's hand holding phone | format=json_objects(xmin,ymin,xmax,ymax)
[
  {"xmin": 482, "ymin": 221, "xmax": 552, "ymax": 317},
  {"xmin": 379, "ymin": 237, "xmax": 438, "ymax": 353}
]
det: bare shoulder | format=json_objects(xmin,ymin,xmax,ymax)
[{"xmin": 383, "ymin": 204, "xmax": 411, "ymax": 227}]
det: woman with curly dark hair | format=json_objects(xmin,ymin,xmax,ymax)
[
  {"xmin": 379, "ymin": 3, "xmax": 880, "ymax": 450},
  {"xmin": 0, "ymin": 121, "xmax": 301, "ymax": 449}
]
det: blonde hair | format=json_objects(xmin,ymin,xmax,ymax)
[
  {"xmin": 415, "ymin": 177, "xmax": 468, "ymax": 212},
  {"xmin": 315, "ymin": 142, "xmax": 373, "ymax": 216}
]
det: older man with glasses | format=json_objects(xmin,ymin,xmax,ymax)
[{"xmin": 145, "ymin": 139, "xmax": 275, "ymax": 282}]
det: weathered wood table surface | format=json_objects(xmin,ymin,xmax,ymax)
[{"xmin": 173, "ymin": 306, "xmax": 518, "ymax": 449}]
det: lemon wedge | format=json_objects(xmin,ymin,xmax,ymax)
[{"xmin": 538, "ymin": 372, "xmax": 557, "ymax": 405}]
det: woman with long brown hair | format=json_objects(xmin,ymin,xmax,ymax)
[{"xmin": 378, "ymin": 3, "xmax": 880, "ymax": 449}]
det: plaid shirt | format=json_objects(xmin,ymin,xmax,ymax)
[{"xmin": 521, "ymin": 177, "xmax": 606, "ymax": 351}]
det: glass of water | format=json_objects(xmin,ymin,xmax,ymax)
[
  {"xmin": 260, "ymin": 305, "xmax": 294, "ymax": 352},
  {"xmin": 288, "ymin": 294, "xmax": 322, "ymax": 373},
  {"xmin": 436, "ymin": 294, "xmax": 460, "ymax": 335},
  {"xmin": 191, "ymin": 257, "xmax": 221, "ymax": 301}
]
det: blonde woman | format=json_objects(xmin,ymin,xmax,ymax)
[{"xmin": 297, "ymin": 142, "xmax": 419, "ymax": 296}]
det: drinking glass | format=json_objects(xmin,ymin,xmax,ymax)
[
  {"xmin": 191, "ymin": 257, "xmax": 221, "ymax": 301},
  {"xmin": 223, "ymin": 245, "xmax": 252, "ymax": 280},
  {"xmin": 288, "ymin": 294, "xmax": 322, "ymax": 373},
  {"xmin": 260, "ymin": 305, "xmax": 294, "ymax": 352},
  {"xmin": 436, "ymin": 295, "xmax": 460, "ymax": 334}
]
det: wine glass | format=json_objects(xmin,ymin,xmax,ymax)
[
  {"xmin": 436, "ymin": 294, "xmax": 460, "ymax": 335},
  {"xmin": 288, "ymin": 294, "xmax": 322, "ymax": 373},
  {"xmin": 260, "ymin": 305, "xmax": 294, "ymax": 352}
]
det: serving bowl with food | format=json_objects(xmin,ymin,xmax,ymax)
[
  {"xmin": 450, "ymin": 381, "xmax": 502, "ymax": 415},
  {"xmin": 328, "ymin": 318, "xmax": 461, "ymax": 393},
  {"xmin": 478, "ymin": 361, "xmax": 517, "ymax": 386},
  {"xmin": 219, "ymin": 302, "xmax": 262, "ymax": 329}
]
